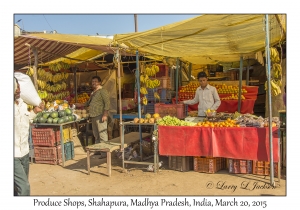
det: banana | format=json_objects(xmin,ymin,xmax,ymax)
[
  {"xmin": 270, "ymin": 47, "xmax": 280, "ymax": 63},
  {"xmin": 154, "ymin": 92, "xmax": 160, "ymax": 100},
  {"xmin": 142, "ymin": 96, "xmax": 148, "ymax": 105}
]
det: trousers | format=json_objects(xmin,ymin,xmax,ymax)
[
  {"xmin": 91, "ymin": 115, "xmax": 108, "ymax": 144},
  {"xmin": 14, "ymin": 153, "xmax": 30, "ymax": 196}
]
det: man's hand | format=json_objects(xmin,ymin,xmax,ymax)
[
  {"xmin": 39, "ymin": 102, "xmax": 45, "ymax": 110},
  {"xmin": 102, "ymin": 115, "xmax": 108, "ymax": 122},
  {"xmin": 33, "ymin": 106, "xmax": 43, "ymax": 114}
]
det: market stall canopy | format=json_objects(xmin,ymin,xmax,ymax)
[
  {"xmin": 14, "ymin": 33, "xmax": 129, "ymax": 69},
  {"xmin": 113, "ymin": 14, "xmax": 286, "ymax": 65}
]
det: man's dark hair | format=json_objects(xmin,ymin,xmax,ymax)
[
  {"xmin": 197, "ymin": 71, "xmax": 208, "ymax": 79},
  {"xmin": 92, "ymin": 76, "xmax": 101, "ymax": 82}
]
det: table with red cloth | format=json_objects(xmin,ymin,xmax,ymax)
[{"xmin": 158, "ymin": 126, "xmax": 279, "ymax": 162}]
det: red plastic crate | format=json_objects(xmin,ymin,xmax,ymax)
[
  {"xmin": 155, "ymin": 64, "xmax": 169, "ymax": 77},
  {"xmin": 32, "ymin": 128, "xmax": 60, "ymax": 147},
  {"xmin": 252, "ymin": 161, "xmax": 278, "ymax": 177},
  {"xmin": 154, "ymin": 103, "xmax": 186, "ymax": 119},
  {"xmin": 228, "ymin": 159, "xmax": 253, "ymax": 174},
  {"xmin": 194, "ymin": 157, "xmax": 226, "ymax": 173},
  {"xmin": 34, "ymin": 145, "xmax": 62, "ymax": 160}
]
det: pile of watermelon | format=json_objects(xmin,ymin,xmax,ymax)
[{"xmin": 33, "ymin": 108, "xmax": 77, "ymax": 124}]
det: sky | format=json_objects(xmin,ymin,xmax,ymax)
[{"xmin": 14, "ymin": 14, "xmax": 199, "ymax": 36}]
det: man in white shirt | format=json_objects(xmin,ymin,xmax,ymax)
[
  {"xmin": 14, "ymin": 77, "xmax": 43, "ymax": 196},
  {"xmin": 183, "ymin": 72, "xmax": 221, "ymax": 117}
]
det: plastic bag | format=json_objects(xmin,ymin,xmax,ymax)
[{"xmin": 14, "ymin": 72, "xmax": 41, "ymax": 106}]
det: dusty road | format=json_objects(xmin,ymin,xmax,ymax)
[{"xmin": 28, "ymin": 152, "xmax": 286, "ymax": 196}]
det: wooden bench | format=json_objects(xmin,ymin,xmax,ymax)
[{"xmin": 86, "ymin": 132, "xmax": 151, "ymax": 177}]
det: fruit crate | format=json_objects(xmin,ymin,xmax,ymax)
[
  {"xmin": 62, "ymin": 126, "xmax": 72, "ymax": 143},
  {"xmin": 64, "ymin": 141, "xmax": 75, "ymax": 161},
  {"xmin": 32, "ymin": 128, "xmax": 60, "ymax": 147},
  {"xmin": 158, "ymin": 76, "xmax": 171, "ymax": 89},
  {"xmin": 34, "ymin": 145, "xmax": 62, "ymax": 160},
  {"xmin": 252, "ymin": 161, "xmax": 278, "ymax": 177},
  {"xmin": 228, "ymin": 159, "xmax": 253, "ymax": 174},
  {"xmin": 154, "ymin": 103, "xmax": 187, "ymax": 119},
  {"xmin": 168, "ymin": 156, "xmax": 193, "ymax": 172},
  {"xmin": 194, "ymin": 157, "xmax": 226, "ymax": 173}
]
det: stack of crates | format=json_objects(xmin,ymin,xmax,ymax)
[{"xmin": 31, "ymin": 126, "xmax": 73, "ymax": 165}]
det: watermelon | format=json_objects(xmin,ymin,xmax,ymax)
[
  {"xmin": 58, "ymin": 110, "xmax": 66, "ymax": 118},
  {"xmin": 43, "ymin": 113, "xmax": 50, "ymax": 119},
  {"xmin": 63, "ymin": 116, "xmax": 69, "ymax": 122},
  {"xmin": 47, "ymin": 117, "xmax": 53, "ymax": 123},
  {"xmin": 65, "ymin": 108, "xmax": 72, "ymax": 116},
  {"xmin": 52, "ymin": 118, "xmax": 59, "ymax": 124},
  {"xmin": 57, "ymin": 118, "xmax": 65, "ymax": 124},
  {"xmin": 50, "ymin": 111, "xmax": 58, "ymax": 119},
  {"xmin": 38, "ymin": 117, "xmax": 47, "ymax": 123},
  {"xmin": 33, "ymin": 117, "xmax": 38, "ymax": 123}
]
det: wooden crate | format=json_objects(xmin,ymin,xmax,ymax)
[
  {"xmin": 194, "ymin": 157, "xmax": 226, "ymax": 173},
  {"xmin": 228, "ymin": 159, "xmax": 253, "ymax": 174},
  {"xmin": 252, "ymin": 161, "xmax": 278, "ymax": 177},
  {"xmin": 168, "ymin": 156, "xmax": 193, "ymax": 172}
]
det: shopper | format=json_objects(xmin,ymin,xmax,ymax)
[
  {"xmin": 85, "ymin": 76, "xmax": 110, "ymax": 158},
  {"xmin": 183, "ymin": 71, "xmax": 221, "ymax": 117},
  {"xmin": 14, "ymin": 77, "xmax": 43, "ymax": 196}
]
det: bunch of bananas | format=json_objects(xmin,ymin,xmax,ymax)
[
  {"xmin": 145, "ymin": 64, "xmax": 159, "ymax": 76},
  {"xmin": 145, "ymin": 79, "xmax": 160, "ymax": 89},
  {"xmin": 140, "ymin": 87, "xmax": 148, "ymax": 95},
  {"xmin": 140, "ymin": 74, "xmax": 149, "ymax": 83},
  {"xmin": 38, "ymin": 90, "xmax": 48, "ymax": 99},
  {"xmin": 26, "ymin": 67, "xmax": 34, "ymax": 76},
  {"xmin": 271, "ymin": 63, "xmax": 282, "ymax": 80},
  {"xmin": 45, "ymin": 83, "xmax": 67, "ymax": 92},
  {"xmin": 265, "ymin": 80, "xmax": 282, "ymax": 97},
  {"xmin": 37, "ymin": 80, "xmax": 47, "ymax": 89},
  {"xmin": 52, "ymin": 73, "xmax": 65, "ymax": 83},
  {"xmin": 37, "ymin": 68, "xmax": 53, "ymax": 81},
  {"xmin": 46, "ymin": 91, "xmax": 70, "ymax": 101},
  {"xmin": 154, "ymin": 92, "xmax": 160, "ymax": 100},
  {"xmin": 270, "ymin": 47, "xmax": 280, "ymax": 63},
  {"xmin": 49, "ymin": 61, "xmax": 70, "ymax": 72},
  {"xmin": 142, "ymin": 96, "xmax": 148, "ymax": 105}
]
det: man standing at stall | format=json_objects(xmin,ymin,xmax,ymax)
[
  {"xmin": 14, "ymin": 77, "xmax": 43, "ymax": 196},
  {"xmin": 183, "ymin": 71, "xmax": 221, "ymax": 117},
  {"xmin": 85, "ymin": 76, "xmax": 110, "ymax": 158}
]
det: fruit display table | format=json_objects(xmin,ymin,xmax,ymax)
[
  {"xmin": 158, "ymin": 126, "xmax": 279, "ymax": 162},
  {"xmin": 172, "ymin": 98, "xmax": 256, "ymax": 114},
  {"xmin": 29, "ymin": 119, "xmax": 85, "ymax": 167}
]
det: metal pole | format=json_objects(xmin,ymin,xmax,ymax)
[
  {"xmin": 32, "ymin": 47, "xmax": 38, "ymax": 91},
  {"xmin": 238, "ymin": 56, "xmax": 243, "ymax": 113},
  {"xmin": 134, "ymin": 14, "xmax": 138, "ymax": 32},
  {"xmin": 246, "ymin": 57, "xmax": 250, "ymax": 86},
  {"xmin": 175, "ymin": 58, "xmax": 179, "ymax": 104},
  {"xmin": 136, "ymin": 50, "xmax": 143, "ymax": 160},
  {"xmin": 74, "ymin": 68, "xmax": 77, "ymax": 103},
  {"xmin": 117, "ymin": 48, "xmax": 123, "ymax": 136},
  {"xmin": 265, "ymin": 14, "xmax": 275, "ymax": 186}
]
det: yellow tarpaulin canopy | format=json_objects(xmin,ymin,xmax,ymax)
[{"xmin": 114, "ymin": 14, "xmax": 286, "ymax": 64}]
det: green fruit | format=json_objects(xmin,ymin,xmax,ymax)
[
  {"xmin": 33, "ymin": 118, "xmax": 38, "ymax": 123},
  {"xmin": 52, "ymin": 118, "xmax": 59, "ymax": 124},
  {"xmin": 43, "ymin": 113, "xmax": 50, "ymax": 119},
  {"xmin": 63, "ymin": 116, "xmax": 69, "ymax": 122},
  {"xmin": 36, "ymin": 112, "xmax": 43, "ymax": 118},
  {"xmin": 50, "ymin": 111, "xmax": 58, "ymax": 119},
  {"xmin": 58, "ymin": 110, "xmax": 66, "ymax": 118},
  {"xmin": 38, "ymin": 117, "xmax": 47, "ymax": 123},
  {"xmin": 47, "ymin": 117, "xmax": 53, "ymax": 123},
  {"xmin": 57, "ymin": 118, "xmax": 65, "ymax": 124},
  {"xmin": 65, "ymin": 108, "xmax": 72, "ymax": 116}
]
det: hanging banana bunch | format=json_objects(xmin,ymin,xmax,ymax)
[
  {"xmin": 265, "ymin": 80, "xmax": 282, "ymax": 97},
  {"xmin": 140, "ymin": 87, "xmax": 148, "ymax": 95},
  {"xmin": 270, "ymin": 47, "xmax": 281, "ymax": 63},
  {"xmin": 271, "ymin": 63, "xmax": 282, "ymax": 80},
  {"xmin": 154, "ymin": 92, "xmax": 160, "ymax": 101},
  {"xmin": 26, "ymin": 67, "xmax": 34, "ymax": 76},
  {"xmin": 145, "ymin": 79, "xmax": 161, "ymax": 89},
  {"xmin": 144, "ymin": 64, "xmax": 160, "ymax": 76},
  {"xmin": 142, "ymin": 96, "xmax": 148, "ymax": 105}
]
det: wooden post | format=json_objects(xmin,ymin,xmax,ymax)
[{"xmin": 32, "ymin": 47, "xmax": 38, "ymax": 91}]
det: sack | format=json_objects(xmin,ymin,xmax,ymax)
[{"xmin": 14, "ymin": 72, "xmax": 41, "ymax": 106}]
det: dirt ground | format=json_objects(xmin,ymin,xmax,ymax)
[{"xmin": 28, "ymin": 151, "xmax": 286, "ymax": 196}]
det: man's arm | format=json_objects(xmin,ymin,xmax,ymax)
[
  {"xmin": 183, "ymin": 88, "xmax": 200, "ymax": 105},
  {"xmin": 101, "ymin": 89, "xmax": 110, "ymax": 117},
  {"xmin": 211, "ymin": 87, "xmax": 221, "ymax": 110}
]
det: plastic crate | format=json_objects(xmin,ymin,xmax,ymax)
[
  {"xmin": 154, "ymin": 103, "xmax": 187, "ymax": 119},
  {"xmin": 168, "ymin": 156, "xmax": 193, "ymax": 172},
  {"xmin": 62, "ymin": 126, "xmax": 72, "ymax": 143},
  {"xmin": 228, "ymin": 159, "xmax": 253, "ymax": 174},
  {"xmin": 34, "ymin": 145, "xmax": 62, "ymax": 160},
  {"xmin": 155, "ymin": 64, "xmax": 169, "ymax": 77},
  {"xmin": 144, "ymin": 103, "xmax": 155, "ymax": 115},
  {"xmin": 194, "ymin": 157, "xmax": 226, "ymax": 173},
  {"xmin": 158, "ymin": 77, "xmax": 171, "ymax": 89},
  {"xmin": 32, "ymin": 128, "xmax": 60, "ymax": 147},
  {"xmin": 64, "ymin": 141, "xmax": 75, "ymax": 161},
  {"xmin": 252, "ymin": 161, "xmax": 278, "ymax": 177}
]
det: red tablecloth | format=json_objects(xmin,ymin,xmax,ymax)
[
  {"xmin": 158, "ymin": 126, "xmax": 279, "ymax": 162},
  {"xmin": 172, "ymin": 98, "xmax": 256, "ymax": 114}
]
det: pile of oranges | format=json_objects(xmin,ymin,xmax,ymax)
[
  {"xmin": 70, "ymin": 92, "xmax": 90, "ymax": 104},
  {"xmin": 196, "ymin": 118, "xmax": 240, "ymax": 127}
]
